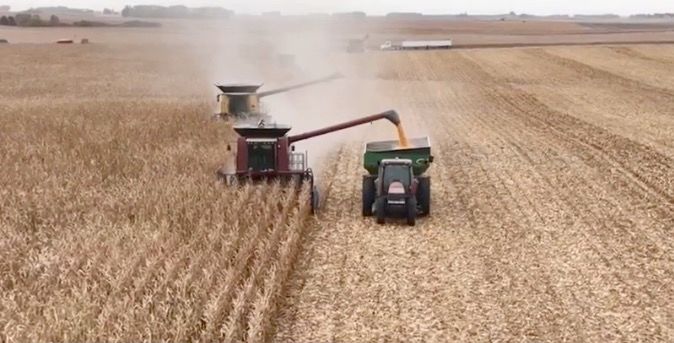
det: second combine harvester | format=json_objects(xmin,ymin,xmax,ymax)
[{"xmin": 213, "ymin": 75, "xmax": 433, "ymax": 225}]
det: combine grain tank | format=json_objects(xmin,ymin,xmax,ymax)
[{"xmin": 363, "ymin": 138, "xmax": 432, "ymax": 175}]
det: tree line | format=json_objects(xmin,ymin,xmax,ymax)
[
  {"xmin": 0, "ymin": 14, "xmax": 61, "ymax": 27},
  {"xmin": 121, "ymin": 5, "xmax": 233, "ymax": 19}
]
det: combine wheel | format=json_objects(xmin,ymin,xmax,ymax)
[
  {"xmin": 311, "ymin": 186, "xmax": 320, "ymax": 214},
  {"xmin": 417, "ymin": 176, "xmax": 431, "ymax": 216},
  {"xmin": 375, "ymin": 197, "xmax": 386, "ymax": 224},
  {"xmin": 362, "ymin": 175, "xmax": 376, "ymax": 216},
  {"xmin": 406, "ymin": 198, "xmax": 417, "ymax": 226},
  {"xmin": 228, "ymin": 175, "xmax": 240, "ymax": 186},
  {"xmin": 216, "ymin": 171, "xmax": 237, "ymax": 186}
]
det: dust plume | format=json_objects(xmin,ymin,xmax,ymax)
[{"xmin": 175, "ymin": 14, "xmax": 399, "ymax": 174}]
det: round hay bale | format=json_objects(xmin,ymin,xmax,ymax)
[
  {"xmin": 0, "ymin": 39, "xmax": 8, "ymax": 44},
  {"xmin": 81, "ymin": 38, "xmax": 89, "ymax": 44}
]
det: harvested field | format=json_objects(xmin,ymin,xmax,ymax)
[
  {"xmin": 1, "ymin": 19, "xmax": 673, "ymax": 342},
  {"xmin": 276, "ymin": 46, "xmax": 674, "ymax": 342}
]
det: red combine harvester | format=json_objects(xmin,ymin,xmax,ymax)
[{"xmin": 218, "ymin": 110, "xmax": 402, "ymax": 212}]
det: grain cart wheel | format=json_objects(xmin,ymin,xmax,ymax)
[
  {"xmin": 406, "ymin": 198, "xmax": 417, "ymax": 226},
  {"xmin": 375, "ymin": 197, "xmax": 386, "ymax": 224},
  {"xmin": 417, "ymin": 176, "xmax": 431, "ymax": 216},
  {"xmin": 362, "ymin": 175, "xmax": 376, "ymax": 216}
]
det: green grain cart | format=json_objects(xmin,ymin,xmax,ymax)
[{"xmin": 362, "ymin": 137, "xmax": 433, "ymax": 226}]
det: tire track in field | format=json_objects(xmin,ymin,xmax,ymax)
[
  {"xmin": 465, "ymin": 47, "xmax": 674, "ymax": 157},
  {"xmin": 275, "ymin": 49, "xmax": 674, "ymax": 342},
  {"xmin": 455, "ymin": 51, "xmax": 674, "ymax": 251},
  {"xmin": 449, "ymin": 52, "xmax": 674, "ymax": 331},
  {"xmin": 386, "ymin": 59, "xmax": 584, "ymax": 339},
  {"xmin": 464, "ymin": 50, "xmax": 674, "ymax": 206},
  {"xmin": 529, "ymin": 49, "xmax": 674, "ymax": 98},
  {"xmin": 420, "ymin": 49, "xmax": 671, "ymax": 340},
  {"xmin": 464, "ymin": 86, "xmax": 673, "ymax": 339},
  {"xmin": 387, "ymin": 51, "xmax": 671, "ymax": 339},
  {"xmin": 609, "ymin": 46, "xmax": 674, "ymax": 66},
  {"xmin": 445, "ymin": 50, "xmax": 674, "ymax": 209},
  {"xmin": 277, "ymin": 77, "xmax": 482, "ymax": 340},
  {"xmin": 415, "ymin": 51, "xmax": 673, "ymax": 338},
  {"xmin": 418, "ymin": 75, "xmax": 629, "ymax": 339},
  {"xmin": 272, "ymin": 146, "xmax": 345, "ymax": 338},
  {"xmin": 397, "ymin": 78, "xmax": 513, "ymax": 339},
  {"xmin": 394, "ymin": 75, "xmax": 505, "ymax": 339},
  {"xmin": 274, "ymin": 144, "xmax": 362, "ymax": 341},
  {"xmin": 546, "ymin": 46, "xmax": 674, "ymax": 94},
  {"xmin": 501, "ymin": 85, "xmax": 674, "ymax": 206},
  {"xmin": 430, "ymin": 98, "xmax": 578, "ymax": 339}
]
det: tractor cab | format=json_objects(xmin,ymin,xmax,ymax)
[{"xmin": 378, "ymin": 159, "xmax": 415, "ymax": 199}]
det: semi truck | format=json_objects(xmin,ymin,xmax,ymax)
[{"xmin": 380, "ymin": 40, "xmax": 453, "ymax": 51}]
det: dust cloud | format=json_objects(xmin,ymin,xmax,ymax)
[{"xmin": 173, "ymin": 14, "xmax": 400, "ymax": 174}]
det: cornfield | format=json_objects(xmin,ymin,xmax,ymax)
[
  {"xmin": 2, "ymin": 20, "xmax": 674, "ymax": 343},
  {"xmin": 0, "ymin": 99, "xmax": 314, "ymax": 342}
]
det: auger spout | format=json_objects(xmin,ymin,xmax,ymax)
[
  {"xmin": 288, "ymin": 110, "xmax": 400, "ymax": 144},
  {"xmin": 257, "ymin": 73, "xmax": 342, "ymax": 98}
]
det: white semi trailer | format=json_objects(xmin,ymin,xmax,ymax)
[{"xmin": 380, "ymin": 39, "xmax": 453, "ymax": 50}]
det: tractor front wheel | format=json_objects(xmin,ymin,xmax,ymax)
[{"xmin": 406, "ymin": 198, "xmax": 417, "ymax": 226}]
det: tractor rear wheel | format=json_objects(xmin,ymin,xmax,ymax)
[
  {"xmin": 406, "ymin": 198, "xmax": 417, "ymax": 226},
  {"xmin": 417, "ymin": 176, "xmax": 431, "ymax": 216},
  {"xmin": 375, "ymin": 197, "xmax": 386, "ymax": 224},
  {"xmin": 362, "ymin": 175, "xmax": 376, "ymax": 216}
]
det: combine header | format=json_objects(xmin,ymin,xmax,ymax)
[{"xmin": 214, "ymin": 73, "xmax": 342, "ymax": 122}]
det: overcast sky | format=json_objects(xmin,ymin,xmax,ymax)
[{"xmin": 4, "ymin": 0, "xmax": 673, "ymax": 15}]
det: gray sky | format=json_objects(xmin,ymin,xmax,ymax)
[{"xmin": 4, "ymin": 0, "xmax": 673, "ymax": 15}]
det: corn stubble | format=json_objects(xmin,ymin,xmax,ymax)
[{"xmin": 0, "ymin": 95, "xmax": 313, "ymax": 341}]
